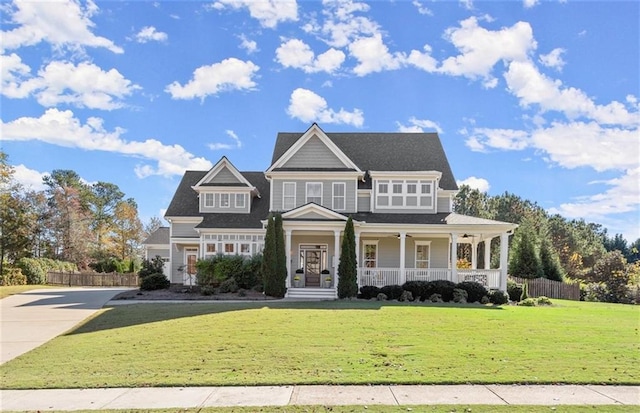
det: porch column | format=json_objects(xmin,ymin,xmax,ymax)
[
  {"xmin": 484, "ymin": 238, "xmax": 493, "ymax": 269},
  {"xmin": 471, "ymin": 239, "xmax": 478, "ymax": 270},
  {"xmin": 399, "ymin": 231, "xmax": 406, "ymax": 285},
  {"xmin": 285, "ymin": 229, "xmax": 292, "ymax": 288},
  {"xmin": 334, "ymin": 230, "xmax": 341, "ymax": 283},
  {"xmin": 355, "ymin": 231, "xmax": 361, "ymax": 267},
  {"xmin": 450, "ymin": 232, "xmax": 458, "ymax": 283},
  {"xmin": 499, "ymin": 232, "xmax": 509, "ymax": 291}
]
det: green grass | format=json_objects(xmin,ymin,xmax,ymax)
[
  {"xmin": 0, "ymin": 284, "xmax": 57, "ymax": 299},
  {"xmin": 7, "ymin": 407, "xmax": 636, "ymax": 413},
  {"xmin": 1, "ymin": 300, "xmax": 638, "ymax": 389}
]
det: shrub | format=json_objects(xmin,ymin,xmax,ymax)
[
  {"xmin": 402, "ymin": 280, "xmax": 429, "ymax": 302},
  {"xmin": 376, "ymin": 292, "xmax": 387, "ymax": 301},
  {"xmin": 358, "ymin": 285, "xmax": 381, "ymax": 300},
  {"xmin": 196, "ymin": 255, "xmax": 220, "ymax": 286},
  {"xmin": 1, "ymin": 267, "xmax": 27, "ymax": 286},
  {"xmin": 201, "ymin": 285, "xmax": 215, "ymax": 296},
  {"xmin": 519, "ymin": 297, "xmax": 537, "ymax": 306},
  {"xmin": 90, "ymin": 257, "xmax": 123, "ymax": 273},
  {"xmin": 480, "ymin": 295, "xmax": 490, "ymax": 304},
  {"xmin": 428, "ymin": 293, "xmax": 443, "ymax": 303},
  {"xmin": 507, "ymin": 280, "xmax": 523, "ymax": 302},
  {"xmin": 399, "ymin": 290, "xmax": 414, "ymax": 302},
  {"xmin": 428, "ymin": 280, "xmax": 456, "ymax": 302},
  {"xmin": 214, "ymin": 255, "xmax": 245, "ymax": 283},
  {"xmin": 453, "ymin": 288, "xmax": 468, "ymax": 303},
  {"xmin": 16, "ymin": 258, "xmax": 46, "ymax": 284},
  {"xmin": 489, "ymin": 290, "xmax": 509, "ymax": 305},
  {"xmin": 140, "ymin": 273, "xmax": 170, "ymax": 291},
  {"xmin": 536, "ymin": 296, "xmax": 553, "ymax": 306},
  {"xmin": 139, "ymin": 256, "xmax": 165, "ymax": 278},
  {"xmin": 238, "ymin": 254, "xmax": 262, "ymax": 289},
  {"xmin": 520, "ymin": 282, "xmax": 529, "ymax": 301},
  {"xmin": 380, "ymin": 285, "xmax": 403, "ymax": 300},
  {"xmin": 219, "ymin": 277, "xmax": 239, "ymax": 293},
  {"xmin": 456, "ymin": 281, "xmax": 488, "ymax": 303}
]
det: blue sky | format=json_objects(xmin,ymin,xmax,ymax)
[{"xmin": 2, "ymin": 0, "xmax": 638, "ymax": 241}]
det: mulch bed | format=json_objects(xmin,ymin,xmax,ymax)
[{"xmin": 113, "ymin": 286, "xmax": 276, "ymax": 301}]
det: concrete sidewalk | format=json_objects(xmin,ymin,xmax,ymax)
[
  {"xmin": 0, "ymin": 287, "xmax": 132, "ymax": 364},
  {"xmin": 1, "ymin": 385, "xmax": 638, "ymax": 410}
]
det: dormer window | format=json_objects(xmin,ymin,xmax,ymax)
[
  {"xmin": 376, "ymin": 179, "xmax": 434, "ymax": 209},
  {"xmin": 220, "ymin": 193, "xmax": 230, "ymax": 208},
  {"xmin": 204, "ymin": 193, "xmax": 215, "ymax": 207}
]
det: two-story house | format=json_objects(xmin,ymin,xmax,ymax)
[{"xmin": 151, "ymin": 123, "xmax": 517, "ymax": 299}]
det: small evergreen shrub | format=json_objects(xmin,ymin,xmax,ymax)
[
  {"xmin": 140, "ymin": 273, "xmax": 170, "ymax": 291},
  {"xmin": 429, "ymin": 280, "xmax": 456, "ymax": 302},
  {"xmin": 376, "ymin": 292, "xmax": 387, "ymax": 301},
  {"xmin": 358, "ymin": 285, "xmax": 381, "ymax": 300},
  {"xmin": 452, "ymin": 288, "xmax": 468, "ymax": 303},
  {"xmin": 520, "ymin": 282, "xmax": 529, "ymax": 301},
  {"xmin": 16, "ymin": 258, "xmax": 46, "ymax": 284},
  {"xmin": 399, "ymin": 290, "xmax": 414, "ymax": 302},
  {"xmin": 214, "ymin": 255, "xmax": 244, "ymax": 283},
  {"xmin": 519, "ymin": 297, "xmax": 537, "ymax": 306},
  {"xmin": 507, "ymin": 280, "xmax": 523, "ymax": 302},
  {"xmin": 456, "ymin": 281, "xmax": 488, "ymax": 303},
  {"xmin": 480, "ymin": 295, "xmax": 490, "ymax": 304},
  {"xmin": 536, "ymin": 296, "xmax": 553, "ymax": 306},
  {"xmin": 489, "ymin": 290, "xmax": 509, "ymax": 305},
  {"xmin": 402, "ymin": 280, "xmax": 429, "ymax": 301},
  {"xmin": 1, "ymin": 267, "xmax": 27, "ymax": 286},
  {"xmin": 219, "ymin": 277, "xmax": 239, "ymax": 293},
  {"xmin": 429, "ymin": 293, "xmax": 443, "ymax": 303},
  {"xmin": 238, "ymin": 254, "xmax": 262, "ymax": 289},
  {"xmin": 380, "ymin": 285, "xmax": 403, "ymax": 300},
  {"xmin": 200, "ymin": 285, "xmax": 215, "ymax": 296},
  {"xmin": 139, "ymin": 256, "xmax": 165, "ymax": 278}
]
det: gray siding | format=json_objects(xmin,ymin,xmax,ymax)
[
  {"xmin": 171, "ymin": 245, "xmax": 185, "ymax": 284},
  {"xmin": 272, "ymin": 179, "xmax": 356, "ymax": 212},
  {"xmin": 146, "ymin": 248, "xmax": 169, "ymax": 259},
  {"xmin": 172, "ymin": 222, "xmax": 199, "ymax": 237},
  {"xmin": 282, "ymin": 135, "xmax": 346, "ymax": 168},
  {"xmin": 208, "ymin": 166, "xmax": 243, "ymax": 184},
  {"xmin": 357, "ymin": 194, "xmax": 371, "ymax": 212},
  {"xmin": 359, "ymin": 237, "xmax": 449, "ymax": 268},
  {"xmin": 437, "ymin": 196, "xmax": 451, "ymax": 213},
  {"xmin": 200, "ymin": 192, "xmax": 251, "ymax": 213}
]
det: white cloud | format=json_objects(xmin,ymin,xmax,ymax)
[
  {"xmin": 275, "ymin": 38, "xmax": 345, "ymax": 74},
  {"xmin": 459, "ymin": 0, "xmax": 474, "ymax": 10},
  {"xmin": 134, "ymin": 26, "xmax": 167, "ymax": 43},
  {"xmin": 2, "ymin": 60, "xmax": 140, "ymax": 110},
  {"xmin": 309, "ymin": 0, "xmax": 379, "ymax": 48},
  {"xmin": 165, "ymin": 58, "xmax": 259, "ymax": 101},
  {"xmin": 349, "ymin": 33, "xmax": 405, "ymax": 76},
  {"xmin": 1, "ymin": 108, "xmax": 212, "ymax": 178},
  {"xmin": 406, "ymin": 44, "xmax": 438, "ymax": 72},
  {"xmin": 208, "ymin": 129, "xmax": 243, "ymax": 150},
  {"xmin": 412, "ymin": 0, "xmax": 433, "ymax": 16},
  {"xmin": 211, "ymin": 0, "xmax": 297, "ymax": 28},
  {"xmin": 539, "ymin": 48, "xmax": 566, "ymax": 71},
  {"xmin": 1, "ymin": 0, "xmax": 123, "ymax": 54},
  {"xmin": 1, "ymin": 53, "xmax": 32, "ymax": 97},
  {"xmin": 505, "ymin": 60, "xmax": 639, "ymax": 126},
  {"xmin": 286, "ymin": 88, "xmax": 364, "ymax": 127},
  {"xmin": 238, "ymin": 34, "xmax": 258, "ymax": 54},
  {"xmin": 457, "ymin": 176, "xmax": 490, "ymax": 193},
  {"xmin": 11, "ymin": 164, "xmax": 48, "ymax": 191},
  {"xmin": 464, "ymin": 127, "xmax": 530, "ymax": 152},
  {"xmin": 396, "ymin": 117, "xmax": 443, "ymax": 134},
  {"xmin": 439, "ymin": 17, "xmax": 536, "ymax": 87},
  {"xmin": 523, "ymin": 0, "xmax": 540, "ymax": 9}
]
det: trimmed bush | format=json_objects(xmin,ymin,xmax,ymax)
[
  {"xmin": 537, "ymin": 296, "xmax": 553, "ymax": 306},
  {"xmin": 489, "ymin": 290, "xmax": 509, "ymax": 305},
  {"xmin": 201, "ymin": 285, "xmax": 215, "ymax": 296},
  {"xmin": 402, "ymin": 280, "xmax": 429, "ymax": 302},
  {"xmin": 376, "ymin": 293, "xmax": 387, "ymax": 301},
  {"xmin": 16, "ymin": 258, "xmax": 46, "ymax": 284},
  {"xmin": 480, "ymin": 295, "xmax": 490, "ymax": 304},
  {"xmin": 428, "ymin": 293, "xmax": 443, "ymax": 303},
  {"xmin": 452, "ymin": 288, "xmax": 468, "ymax": 303},
  {"xmin": 456, "ymin": 281, "xmax": 488, "ymax": 303},
  {"xmin": 219, "ymin": 277, "xmax": 239, "ymax": 293},
  {"xmin": 380, "ymin": 285, "xmax": 403, "ymax": 300},
  {"xmin": 1, "ymin": 267, "xmax": 27, "ymax": 286},
  {"xmin": 139, "ymin": 256, "xmax": 165, "ymax": 278},
  {"xmin": 428, "ymin": 280, "xmax": 456, "ymax": 302},
  {"xmin": 214, "ymin": 255, "xmax": 244, "ymax": 283},
  {"xmin": 399, "ymin": 290, "xmax": 414, "ymax": 302},
  {"xmin": 519, "ymin": 297, "xmax": 537, "ymax": 306},
  {"xmin": 358, "ymin": 285, "xmax": 381, "ymax": 300},
  {"xmin": 238, "ymin": 254, "xmax": 262, "ymax": 290},
  {"xmin": 507, "ymin": 280, "xmax": 523, "ymax": 302},
  {"xmin": 140, "ymin": 273, "xmax": 170, "ymax": 291},
  {"xmin": 520, "ymin": 282, "xmax": 529, "ymax": 301}
]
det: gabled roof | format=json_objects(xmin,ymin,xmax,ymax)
[
  {"xmin": 282, "ymin": 202, "xmax": 350, "ymax": 221},
  {"xmin": 142, "ymin": 227, "xmax": 169, "ymax": 245},
  {"xmin": 165, "ymin": 171, "xmax": 270, "ymax": 229},
  {"xmin": 194, "ymin": 156, "xmax": 254, "ymax": 189},
  {"xmin": 272, "ymin": 129, "xmax": 458, "ymax": 190}
]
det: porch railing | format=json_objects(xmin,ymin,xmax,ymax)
[
  {"xmin": 357, "ymin": 268, "xmax": 502, "ymax": 289},
  {"xmin": 405, "ymin": 268, "xmax": 450, "ymax": 282},
  {"xmin": 357, "ymin": 268, "xmax": 401, "ymax": 287},
  {"xmin": 457, "ymin": 269, "xmax": 501, "ymax": 289}
]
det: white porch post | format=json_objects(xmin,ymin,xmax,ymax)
[
  {"xmin": 500, "ymin": 232, "xmax": 509, "ymax": 291},
  {"xmin": 355, "ymin": 231, "xmax": 361, "ymax": 284},
  {"xmin": 484, "ymin": 238, "xmax": 492, "ymax": 269},
  {"xmin": 285, "ymin": 229, "xmax": 292, "ymax": 288},
  {"xmin": 471, "ymin": 239, "xmax": 478, "ymax": 270},
  {"xmin": 399, "ymin": 231, "xmax": 406, "ymax": 285},
  {"xmin": 334, "ymin": 230, "xmax": 341, "ymax": 285},
  {"xmin": 450, "ymin": 232, "xmax": 458, "ymax": 283}
]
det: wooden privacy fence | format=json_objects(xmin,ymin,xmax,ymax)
[
  {"xmin": 47, "ymin": 271, "xmax": 139, "ymax": 287},
  {"xmin": 510, "ymin": 276, "xmax": 580, "ymax": 301}
]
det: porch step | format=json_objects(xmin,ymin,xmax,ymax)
[{"xmin": 286, "ymin": 287, "xmax": 337, "ymax": 300}]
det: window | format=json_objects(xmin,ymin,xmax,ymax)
[
  {"xmin": 220, "ymin": 193, "xmax": 230, "ymax": 208},
  {"xmin": 206, "ymin": 244, "xmax": 216, "ymax": 254},
  {"xmin": 224, "ymin": 243, "xmax": 235, "ymax": 254},
  {"xmin": 306, "ymin": 182, "xmax": 322, "ymax": 205},
  {"xmin": 333, "ymin": 182, "xmax": 345, "ymax": 210},
  {"xmin": 204, "ymin": 193, "xmax": 214, "ymax": 207},
  {"xmin": 376, "ymin": 179, "xmax": 434, "ymax": 209},
  {"xmin": 240, "ymin": 243, "xmax": 251, "ymax": 255},
  {"xmin": 236, "ymin": 193, "xmax": 245, "ymax": 208},
  {"xmin": 363, "ymin": 241, "xmax": 378, "ymax": 268},
  {"xmin": 283, "ymin": 182, "xmax": 296, "ymax": 210},
  {"xmin": 415, "ymin": 242, "xmax": 431, "ymax": 268}
]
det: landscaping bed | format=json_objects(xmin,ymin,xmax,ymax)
[{"xmin": 113, "ymin": 285, "xmax": 274, "ymax": 301}]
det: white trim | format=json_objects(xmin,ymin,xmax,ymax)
[
  {"xmin": 414, "ymin": 240, "xmax": 432, "ymax": 269},
  {"xmin": 362, "ymin": 240, "xmax": 379, "ymax": 269},
  {"xmin": 283, "ymin": 182, "xmax": 296, "ymax": 210},
  {"xmin": 267, "ymin": 123, "xmax": 363, "ymax": 173},
  {"xmin": 369, "ymin": 170, "xmax": 443, "ymax": 179},
  {"xmin": 204, "ymin": 193, "xmax": 215, "ymax": 207},
  {"xmin": 194, "ymin": 156, "xmax": 254, "ymax": 189},
  {"xmin": 220, "ymin": 193, "xmax": 230, "ymax": 208},
  {"xmin": 265, "ymin": 171, "xmax": 362, "ymax": 180},
  {"xmin": 235, "ymin": 193, "xmax": 246, "ymax": 208},
  {"xmin": 332, "ymin": 182, "xmax": 346, "ymax": 211},
  {"xmin": 375, "ymin": 179, "xmax": 435, "ymax": 209},
  {"xmin": 282, "ymin": 202, "xmax": 349, "ymax": 221},
  {"xmin": 306, "ymin": 182, "xmax": 323, "ymax": 205}
]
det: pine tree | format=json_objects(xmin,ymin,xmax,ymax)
[
  {"xmin": 273, "ymin": 213, "xmax": 287, "ymax": 298},
  {"xmin": 261, "ymin": 215, "xmax": 278, "ymax": 296},
  {"xmin": 539, "ymin": 237, "xmax": 564, "ymax": 281},
  {"xmin": 509, "ymin": 224, "xmax": 543, "ymax": 279},
  {"xmin": 337, "ymin": 216, "xmax": 358, "ymax": 298}
]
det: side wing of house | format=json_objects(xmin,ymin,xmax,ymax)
[{"xmin": 141, "ymin": 226, "xmax": 171, "ymax": 279}]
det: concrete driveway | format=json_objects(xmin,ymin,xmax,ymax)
[{"xmin": 0, "ymin": 287, "xmax": 131, "ymax": 364}]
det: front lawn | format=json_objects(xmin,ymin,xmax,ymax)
[{"xmin": 0, "ymin": 300, "xmax": 638, "ymax": 389}]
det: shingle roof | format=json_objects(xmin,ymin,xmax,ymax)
[
  {"xmin": 142, "ymin": 227, "xmax": 169, "ymax": 245},
  {"xmin": 272, "ymin": 132, "xmax": 458, "ymax": 191},
  {"xmin": 165, "ymin": 171, "xmax": 269, "ymax": 229}
]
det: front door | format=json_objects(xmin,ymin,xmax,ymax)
[{"xmin": 305, "ymin": 250, "xmax": 321, "ymax": 287}]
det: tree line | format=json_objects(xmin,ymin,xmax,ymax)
[{"xmin": 0, "ymin": 152, "xmax": 161, "ymax": 277}]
